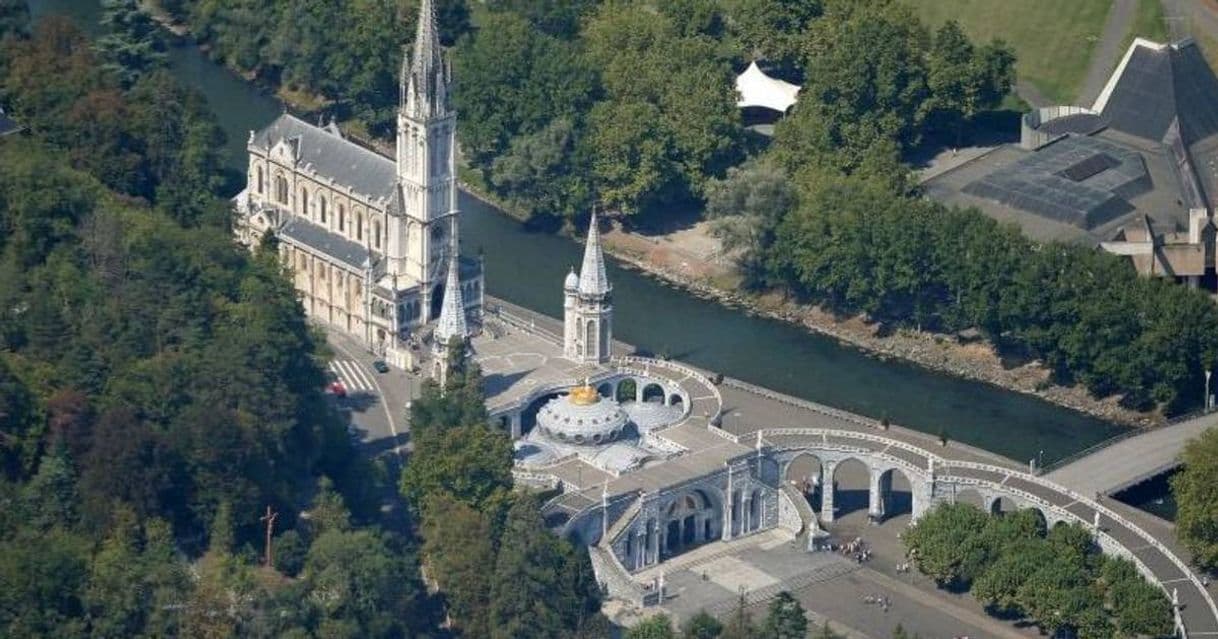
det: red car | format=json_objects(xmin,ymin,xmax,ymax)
[{"xmin": 328, "ymin": 381, "xmax": 347, "ymax": 398}]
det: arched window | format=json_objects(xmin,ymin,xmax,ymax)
[
  {"xmin": 300, "ymin": 187, "xmax": 309, "ymax": 217},
  {"xmin": 374, "ymin": 221, "xmax": 382, "ymax": 249},
  {"xmin": 319, "ymin": 196, "xmax": 327, "ymax": 224},
  {"xmin": 356, "ymin": 214, "xmax": 363, "ymax": 241},
  {"xmin": 256, "ymin": 166, "xmax": 264, "ymax": 194},
  {"xmin": 275, "ymin": 175, "xmax": 288, "ymax": 204},
  {"xmin": 338, "ymin": 205, "xmax": 345, "ymax": 233}
]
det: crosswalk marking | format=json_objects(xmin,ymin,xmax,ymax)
[{"xmin": 329, "ymin": 360, "xmax": 375, "ymax": 393}]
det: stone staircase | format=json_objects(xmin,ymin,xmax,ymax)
[{"xmin": 601, "ymin": 493, "xmax": 642, "ymax": 550}]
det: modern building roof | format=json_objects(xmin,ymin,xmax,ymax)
[
  {"xmin": 1093, "ymin": 39, "xmax": 1218, "ymax": 148},
  {"xmin": 279, "ymin": 216, "xmax": 372, "ymax": 271},
  {"xmin": 578, "ymin": 212, "xmax": 611, "ymax": 297},
  {"xmin": 735, "ymin": 62, "xmax": 800, "ymax": 113},
  {"xmin": 251, "ymin": 113, "xmax": 397, "ymax": 202},
  {"xmin": 962, "ymin": 135, "xmax": 1151, "ymax": 229}
]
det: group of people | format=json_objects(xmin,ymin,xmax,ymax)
[
  {"xmin": 862, "ymin": 593, "xmax": 891, "ymax": 612},
  {"xmin": 836, "ymin": 536, "xmax": 871, "ymax": 563}
]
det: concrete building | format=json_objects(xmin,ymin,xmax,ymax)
[
  {"xmin": 925, "ymin": 38, "xmax": 1218, "ymax": 288},
  {"xmin": 233, "ymin": 0, "xmax": 482, "ymax": 367}
]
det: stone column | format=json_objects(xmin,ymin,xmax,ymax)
[
  {"xmin": 820, "ymin": 460, "xmax": 837, "ymax": 525},
  {"xmin": 651, "ymin": 521, "xmax": 660, "ymax": 564},
  {"xmin": 868, "ymin": 468, "xmax": 885, "ymax": 523},
  {"xmin": 722, "ymin": 465, "xmax": 734, "ymax": 541},
  {"xmin": 509, "ymin": 412, "xmax": 522, "ymax": 439}
]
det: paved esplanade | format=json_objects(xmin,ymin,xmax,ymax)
[
  {"xmin": 483, "ymin": 296, "xmax": 1218, "ymax": 635},
  {"xmin": 1047, "ymin": 411, "xmax": 1218, "ymax": 496}
]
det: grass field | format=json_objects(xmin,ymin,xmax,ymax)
[{"xmin": 905, "ymin": 0, "xmax": 1116, "ymax": 104}]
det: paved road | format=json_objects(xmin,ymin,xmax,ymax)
[
  {"xmin": 326, "ymin": 332, "xmax": 419, "ymax": 458},
  {"xmin": 1046, "ymin": 410, "xmax": 1217, "ymax": 495}
]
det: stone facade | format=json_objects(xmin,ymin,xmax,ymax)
[{"xmin": 234, "ymin": 0, "xmax": 482, "ymax": 367}]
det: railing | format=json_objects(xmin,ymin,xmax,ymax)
[
  {"xmin": 723, "ymin": 377, "xmax": 875, "ymax": 429},
  {"xmin": 602, "ymin": 494, "xmax": 643, "ymax": 549},
  {"xmin": 1043, "ymin": 409, "xmax": 1209, "ymax": 474}
]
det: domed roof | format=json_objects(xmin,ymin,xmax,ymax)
[
  {"xmin": 537, "ymin": 383, "xmax": 629, "ymax": 446},
  {"xmin": 564, "ymin": 268, "xmax": 580, "ymax": 291}
]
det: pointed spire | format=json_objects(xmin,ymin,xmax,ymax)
[
  {"xmin": 578, "ymin": 210, "xmax": 610, "ymax": 296},
  {"xmin": 403, "ymin": 0, "xmax": 447, "ymax": 118},
  {"xmin": 435, "ymin": 249, "xmax": 467, "ymax": 344}
]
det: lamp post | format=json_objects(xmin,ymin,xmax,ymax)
[{"xmin": 1206, "ymin": 369, "xmax": 1212, "ymax": 413}]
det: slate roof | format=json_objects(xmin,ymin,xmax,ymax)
[
  {"xmin": 577, "ymin": 212, "xmax": 611, "ymax": 296},
  {"xmin": 279, "ymin": 217, "xmax": 372, "ymax": 271},
  {"xmin": 251, "ymin": 113, "xmax": 397, "ymax": 201},
  {"xmin": 1096, "ymin": 39, "xmax": 1218, "ymax": 147}
]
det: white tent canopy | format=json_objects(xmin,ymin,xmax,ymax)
[{"xmin": 735, "ymin": 61, "xmax": 801, "ymax": 112}]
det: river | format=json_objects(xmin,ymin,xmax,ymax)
[{"xmin": 28, "ymin": 0, "xmax": 1129, "ymax": 465}]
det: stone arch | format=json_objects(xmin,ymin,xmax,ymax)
[
  {"xmin": 877, "ymin": 467, "xmax": 913, "ymax": 522},
  {"xmin": 584, "ymin": 320, "xmax": 597, "ymax": 358},
  {"xmin": 319, "ymin": 195, "xmax": 328, "ymax": 224},
  {"xmin": 300, "ymin": 186, "xmax": 309, "ymax": 216},
  {"xmin": 356, "ymin": 211, "xmax": 364, "ymax": 241},
  {"xmin": 616, "ymin": 378, "xmax": 637, "ymax": 403},
  {"xmin": 831, "ymin": 457, "xmax": 871, "ymax": 519},
  {"xmin": 747, "ymin": 488, "xmax": 762, "ymax": 532},
  {"xmin": 275, "ymin": 174, "xmax": 288, "ymax": 204},
  {"xmin": 660, "ymin": 488, "xmax": 722, "ymax": 557},
  {"xmin": 641, "ymin": 383, "xmax": 666, "ymax": 403},
  {"xmin": 990, "ymin": 496, "xmax": 1018, "ymax": 516},
  {"xmin": 668, "ymin": 393, "xmax": 683, "ymax": 408},
  {"xmin": 783, "ymin": 452, "xmax": 824, "ymax": 512},
  {"xmin": 431, "ymin": 282, "xmax": 444, "ymax": 320},
  {"xmin": 597, "ymin": 382, "xmax": 613, "ymax": 398},
  {"xmin": 338, "ymin": 205, "xmax": 345, "ymax": 232},
  {"xmin": 519, "ymin": 391, "xmax": 561, "ymax": 437},
  {"xmin": 952, "ymin": 488, "xmax": 985, "ymax": 509}
]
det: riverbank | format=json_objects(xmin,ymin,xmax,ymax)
[{"xmin": 130, "ymin": 2, "xmax": 1152, "ymax": 429}]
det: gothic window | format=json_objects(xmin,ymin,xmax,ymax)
[
  {"xmin": 356, "ymin": 214, "xmax": 363, "ymax": 241},
  {"xmin": 374, "ymin": 221, "xmax": 382, "ymax": 249},
  {"xmin": 338, "ymin": 205, "xmax": 345, "ymax": 233},
  {"xmin": 319, "ymin": 196, "xmax": 327, "ymax": 224},
  {"xmin": 300, "ymin": 187, "xmax": 309, "ymax": 217},
  {"xmin": 275, "ymin": 175, "xmax": 288, "ymax": 204},
  {"xmin": 256, "ymin": 166, "xmax": 264, "ymax": 194}
]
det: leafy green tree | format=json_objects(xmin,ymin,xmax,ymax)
[
  {"xmin": 96, "ymin": 0, "xmax": 167, "ymax": 87},
  {"xmin": 903, "ymin": 502, "xmax": 990, "ymax": 586},
  {"xmin": 273, "ymin": 529, "xmax": 308, "ymax": 577},
  {"xmin": 303, "ymin": 528, "xmax": 425, "ymax": 637},
  {"xmin": 683, "ymin": 610, "xmax": 723, "ymax": 639},
  {"xmin": 491, "ymin": 118, "xmax": 593, "ymax": 220},
  {"xmin": 1174, "ymin": 427, "xmax": 1218, "ymax": 568},
  {"xmin": 926, "ymin": 20, "xmax": 1015, "ymax": 145},
  {"xmin": 1101, "ymin": 558, "xmax": 1173, "ymax": 638},
  {"xmin": 422, "ymin": 493, "xmax": 496, "ymax": 637},
  {"xmin": 629, "ymin": 615, "xmax": 677, "ymax": 639},
  {"xmin": 726, "ymin": 0, "xmax": 822, "ymax": 73},
  {"xmin": 0, "ymin": 359, "xmax": 40, "ymax": 480},
  {"xmin": 761, "ymin": 591, "xmax": 807, "ymax": 639},
  {"xmin": 488, "ymin": 0, "xmax": 599, "ymax": 38},
  {"xmin": 720, "ymin": 591, "xmax": 757, "ymax": 639},
  {"xmin": 400, "ymin": 423, "xmax": 513, "ymax": 515},
  {"xmin": 0, "ymin": 529, "xmax": 91, "ymax": 638},
  {"xmin": 0, "ymin": 0, "xmax": 28, "ymax": 40},
  {"xmin": 704, "ymin": 159, "xmax": 795, "ymax": 286},
  {"xmin": 488, "ymin": 495, "xmax": 600, "ymax": 639}
]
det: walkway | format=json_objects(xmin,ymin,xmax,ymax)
[
  {"xmin": 1046, "ymin": 411, "xmax": 1217, "ymax": 495},
  {"xmin": 1077, "ymin": 0, "xmax": 1138, "ymax": 107}
]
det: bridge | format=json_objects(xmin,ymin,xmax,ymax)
[
  {"xmin": 480, "ymin": 297, "xmax": 1218, "ymax": 635},
  {"xmin": 1046, "ymin": 410, "xmax": 1218, "ymax": 496}
]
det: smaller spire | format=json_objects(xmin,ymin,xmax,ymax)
[
  {"xmin": 578, "ymin": 211, "xmax": 611, "ymax": 297},
  {"xmin": 435, "ymin": 250, "xmax": 467, "ymax": 344}
]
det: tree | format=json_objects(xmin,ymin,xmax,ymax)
[
  {"xmin": 421, "ymin": 493, "xmax": 496, "ymax": 637},
  {"xmin": 704, "ymin": 159, "xmax": 795, "ymax": 286},
  {"xmin": 761, "ymin": 591, "xmax": 807, "ymax": 639},
  {"xmin": 1174, "ymin": 427, "xmax": 1218, "ymax": 569},
  {"xmin": 0, "ymin": 0, "xmax": 28, "ymax": 40},
  {"xmin": 682, "ymin": 610, "xmax": 723, "ymax": 639},
  {"xmin": 399, "ymin": 423, "xmax": 513, "ymax": 515},
  {"xmin": 488, "ymin": 495, "xmax": 600, "ymax": 639},
  {"xmin": 491, "ymin": 118, "xmax": 593, "ymax": 221},
  {"xmin": 96, "ymin": 0, "xmax": 168, "ymax": 87},
  {"xmin": 902, "ymin": 502, "xmax": 990, "ymax": 586},
  {"xmin": 303, "ymin": 528, "xmax": 424, "ymax": 637},
  {"xmin": 726, "ymin": 0, "xmax": 822, "ymax": 74},
  {"xmin": 926, "ymin": 20, "xmax": 1014, "ymax": 145},
  {"xmin": 720, "ymin": 591, "xmax": 756, "ymax": 639},
  {"xmin": 628, "ymin": 615, "xmax": 677, "ymax": 639}
]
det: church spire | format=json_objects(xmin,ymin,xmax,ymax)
[
  {"xmin": 402, "ymin": 0, "xmax": 448, "ymax": 119},
  {"xmin": 578, "ymin": 211, "xmax": 610, "ymax": 297},
  {"xmin": 435, "ymin": 249, "xmax": 467, "ymax": 345}
]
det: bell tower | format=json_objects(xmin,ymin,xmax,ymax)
[
  {"xmin": 564, "ymin": 212, "xmax": 613, "ymax": 363},
  {"xmin": 387, "ymin": 0, "xmax": 458, "ymax": 319}
]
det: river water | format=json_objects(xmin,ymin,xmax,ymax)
[{"xmin": 28, "ymin": 0, "xmax": 1129, "ymax": 465}]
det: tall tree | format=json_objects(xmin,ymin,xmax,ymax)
[
  {"xmin": 761, "ymin": 591, "xmax": 807, "ymax": 639},
  {"xmin": 422, "ymin": 493, "xmax": 496, "ymax": 637},
  {"xmin": 0, "ymin": 0, "xmax": 28, "ymax": 40},
  {"xmin": 628, "ymin": 615, "xmax": 677, "ymax": 639},
  {"xmin": 96, "ymin": 0, "xmax": 168, "ymax": 88},
  {"xmin": 1174, "ymin": 427, "xmax": 1218, "ymax": 569}
]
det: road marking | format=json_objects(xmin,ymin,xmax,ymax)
[
  {"xmin": 329, "ymin": 360, "xmax": 372, "ymax": 392},
  {"xmin": 327, "ymin": 341, "xmax": 400, "ymax": 455}
]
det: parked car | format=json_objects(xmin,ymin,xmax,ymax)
[
  {"xmin": 372, "ymin": 359, "xmax": 390, "ymax": 373},
  {"xmin": 328, "ymin": 381, "xmax": 347, "ymax": 398}
]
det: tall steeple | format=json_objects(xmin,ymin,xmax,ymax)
[
  {"xmin": 564, "ymin": 212, "xmax": 613, "ymax": 363},
  {"xmin": 402, "ymin": 0, "xmax": 449, "ymax": 120},
  {"xmin": 435, "ymin": 251, "xmax": 467, "ymax": 345},
  {"xmin": 578, "ymin": 211, "xmax": 611, "ymax": 297}
]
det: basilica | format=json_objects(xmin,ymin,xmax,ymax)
[{"xmin": 233, "ymin": 0, "xmax": 482, "ymax": 368}]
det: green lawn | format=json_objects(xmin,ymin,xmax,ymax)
[
  {"xmin": 904, "ymin": 0, "xmax": 1115, "ymax": 104},
  {"xmin": 1120, "ymin": 0, "xmax": 1169, "ymax": 57}
]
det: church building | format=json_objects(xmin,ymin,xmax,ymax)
[{"xmin": 233, "ymin": 0, "xmax": 482, "ymax": 368}]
